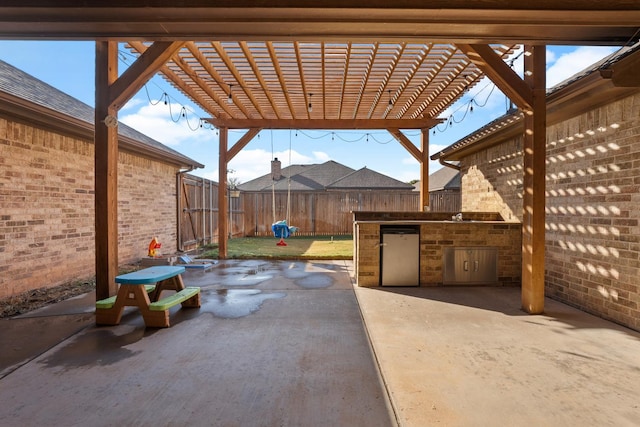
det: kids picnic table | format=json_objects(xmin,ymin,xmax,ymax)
[{"xmin": 95, "ymin": 266, "xmax": 201, "ymax": 328}]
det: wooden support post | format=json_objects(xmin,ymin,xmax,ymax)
[
  {"xmin": 94, "ymin": 41, "xmax": 119, "ymax": 300},
  {"xmin": 521, "ymin": 45, "xmax": 546, "ymax": 314},
  {"xmin": 420, "ymin": 129, "xmax": 430, "ymax": 211},
  {"xmin": 218, "ymin": 127, "xmax": 229, "ymax": 259},
  {"xmin": 387, "ymin": 127, "xmax": 429, "ymax": 211}
]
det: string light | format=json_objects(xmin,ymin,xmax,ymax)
[{"xmin": 118, "ymin": 47, "xmax": 504, "ymax": 140}]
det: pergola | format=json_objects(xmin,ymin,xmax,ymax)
[{"xmin": 2, "ymin": 1, "xmax": 638, "ymax": 314}]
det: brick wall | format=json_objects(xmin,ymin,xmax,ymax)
[
  {"xmin": 0, "ymin": 117, "xmax": 180, "ymax": 299},
  {"xmin": 117, "ymin": 152, "xmax": 178, "ymax": 262},
  {"xmin": 461, "ymin": 138, "xmax": 523, "ymax": 222},
  {"xmin": 458, "ymin": 93, "xmax": 640, "ymax": 331}
]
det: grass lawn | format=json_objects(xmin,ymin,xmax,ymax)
[{"xmin": 200, "ymin": 235, "xmax": 353, "ymax": 259}]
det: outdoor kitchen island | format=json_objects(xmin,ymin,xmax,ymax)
[{"xmin": 353, "ymin": 211, "xmax": 522, "ymax": 287}]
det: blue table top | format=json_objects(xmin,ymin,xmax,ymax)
[{"xmin": 115, "ymin": 265, "xmax": 186, "ymax": 284}]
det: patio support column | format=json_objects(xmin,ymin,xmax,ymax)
[
  {"xmin": 387, "ymin": 127, "xmax": 426, "ymax": 211},
  {"xmin": 218, "ymin": 127, "xmax": 229, "ymax": 259},
  {"xmin": 420, "ymin": 128, "xmax": 430, "ymax": 211},
  {"xmin": 94, "ymin": 41, "xmax": 119, "ymax": 300},
  {"xmin": 521, "ymin": 44, "xmax": 546, "ymax": 314}
]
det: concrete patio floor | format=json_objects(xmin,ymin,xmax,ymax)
[{"xmin": 1, "ymin": 260, "xmax": 639, "ymax": 426}]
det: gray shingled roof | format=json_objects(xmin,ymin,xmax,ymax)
[
  {"xmin": 328, "ymin": 167, "xmax": 414, "ymax": 190},
  {"xmin": 432, "ymin": 42, "xmax": 640, "ymax": 162},
  {"xmin": 548, "ymin": 42, "xmax": 640, "ymax": 94},
  {"xmin": 428, "ymin": 166, "xmax": 461, "ymax": 192},
  {"xmin": 0, "ymin": 59, "xmax": 202, "ymax": 169},
  {"xmin": 238, "ymin": 160, "xmax": 412, "ymax": 192}
]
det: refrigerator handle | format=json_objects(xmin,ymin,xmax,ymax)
[{"xmin": 463, "ymin": 260, "xmax": 468, "ymax": 271}]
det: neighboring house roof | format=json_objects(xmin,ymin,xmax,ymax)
[
  {"xmin": 431, "ymin": 42, "xmax": 640, "ymax": 162},
  {"xmin": 427, "ymin": 167, "xmax": 461, "ymax": 192},
  {"xmin": 412, "ymin": 167, "xmax": 461, "ymax": 192},
  {"xmin": 328, "ymin": 167, "xmax": 414, "ymax": 190},
  {"xmin": 0, "ymin": 59, "xmax": 203, "ymax": 170},
  {"xmin": 238, "ymin": 160, "xmax": 413, "ymax": 191}
]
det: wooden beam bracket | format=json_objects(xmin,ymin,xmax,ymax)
[
  {"xmin": 109, "ymin": 41, "xmax": 185, "ymax": 110},
  {"xmin": 457, "ymin": 44, "xmax": 534, "ymax": 111}
]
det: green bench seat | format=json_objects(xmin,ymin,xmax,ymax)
[
  {"xmin": 96, "ymin": 284, "xmax": 156, "ymax": 309},
  {"xmin": 149, "ymin": 287, "xmax": 200, "ymax": 311}
]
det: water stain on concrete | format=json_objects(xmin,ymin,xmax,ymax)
[
  {"xmin": 294, "ymin": 274, "xmax": 334, "ymax": 289},
  {"xmin": 202, "ymin": 261, "xmax": 279, "ymax": 287},
  {"xmin": 201, "ymin": 289, "xmax": 285, "ymax": 319},
  {"xmin": 281, "ymin": 261, "xmax": 336, "ymax": 288},
  {"xmin": 40, "ymin": 328, "xmax": 148, "ymax": 370}
]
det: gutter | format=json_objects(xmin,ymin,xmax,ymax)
[
  {"xmin": 0, "ymin": 90, "xmax": 203, "ymax": 170},
  {"xmin": 431, "ymin": 44, "xmax": 640, "ymax": 163},
  {"xmin": 438, "ymin": 158, "xmax": 460, "ymax": 171}
]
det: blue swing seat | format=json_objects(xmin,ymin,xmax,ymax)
[{"xmin": 272, "ymin": 220, "xmax": 298, "ymax": 238}]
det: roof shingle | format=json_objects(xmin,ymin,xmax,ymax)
[
  {"xmin": 0, "ymin": 59, "xmax": 202, "ymax": 169},
  {"xmin": 238, "ymin": 160, "xmax": 412, "ymax": 192}
]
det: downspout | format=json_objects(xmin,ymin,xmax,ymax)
[
  {"xmin": 176, "ymin": 165, "xmax": 197, "ymax": 252},
  {"xmin": 439, "ymin": 158, "xmax": 461, "ymax": 171}
]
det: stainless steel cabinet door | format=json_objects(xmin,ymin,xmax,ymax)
[{"xmin": 443, "ymin": 247, "xmax": 498, "ymax": 285}]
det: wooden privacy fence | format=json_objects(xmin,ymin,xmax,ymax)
[
  {"xmin": 178, "ymin": 174, "xmax": 428, "ymax": 249},
  {"xmin": 178, "ymin": 174, "xmax": 217, "ymax": 251},
  {"xmin": 241, "ymin": 191, "xmax": 419, "ymax": 236},
  {"xmin": 429, "ymin": 191, "xmax": 461, "ymax": 213},
  {"xmin": 178, "ymin": 174, "xmax": 245, "ymax": 251}
]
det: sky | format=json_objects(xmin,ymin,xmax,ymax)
[{"xmin": 0, "ymin": 41, "xmax": 620, "ymax": 185}]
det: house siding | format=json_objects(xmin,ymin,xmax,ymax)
[
  {"xmin": 0, "ymin": 117, "xmax": 178, "ymax": 299},
  {"xmin": 459, "ymin": 93, "xmax": 640, "ymax": 331}
]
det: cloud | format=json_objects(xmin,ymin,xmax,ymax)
[
  {"xmin": 395, "ymin": 155, "xmax": 443, "ymax": 182},
  {"xmin": 119, "ymin": 101, "xmax": 210, "ymax": 146},
  {"xmin": 312, "ymin": 151, "xmax": 331, "ymax": 162},
  {"xmin": 120, "ymin": 98, "xmax": 145, "ymax": 112},
  {"xmin": 546, "ymin": 46, "xmax": 618, "ymax": 87},
  {"xmin": 428, "ymin": 143, "xmax": 449, "ymax": 157},
  {"xmin": 402, "ymin": 156, "xmax": 417, "ymax": 165}
]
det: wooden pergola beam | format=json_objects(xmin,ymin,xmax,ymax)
[
  {"xmin": 218, "ymin": 127, "xmax": 262, "ymax": 259},
  {"xmin": 218, "ymin": 127, "xmax": 229, "ymax": 259},
  {"xmin": 94, "ymin": 41, "xmax": 186, "ymax": 299},
  {"xmin": 387, "ymin": 127, "xmax": 430, "ymax": 210},
  {"xmin": 109, "ymin": 41, "xmax": 184, "ymax": 110},
  {"xmin": 386, "ymin": 127, "xmax": 422, "ymax": 162},
  {"xmin": 227, "ymin": 128, "xmax": 263, "ymax": 161},
  {"xmin": 457, "ymin": 44, "xmax": 534, "ymax": 111},
  {"xmin": 420, "ymin": 129, "xmax": 430, "ymax": 211},
  {"xmin": 521, "ymin": 44, "xmax": 547, "ymax": 314},
  {"xmin": 2, "ymin": 3, "xmax": 639, "ymax": 44},
  {"xmin": 94, "ymin": 41, "xmax": 119, "ymax": 300},
  {"xmin": 127, "ymin": 41, "xmax": 227, "ymax": 119},
  {"xmin": 207, "ymin": 118, "xmax": 440, "ymax": 130}
]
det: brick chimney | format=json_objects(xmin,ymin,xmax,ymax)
[{"xmin": 271, "ymin": 157, "xmax": 281, "ymax": 181}]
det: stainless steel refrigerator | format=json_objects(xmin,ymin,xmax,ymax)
[{"xmin": 380, "ymin": 228, "xmax": 419, "ymax": 287}]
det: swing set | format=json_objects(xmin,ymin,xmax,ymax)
[{"xmin": 270, "ymin": 130, "xmax": 298, "ymax": 246}]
